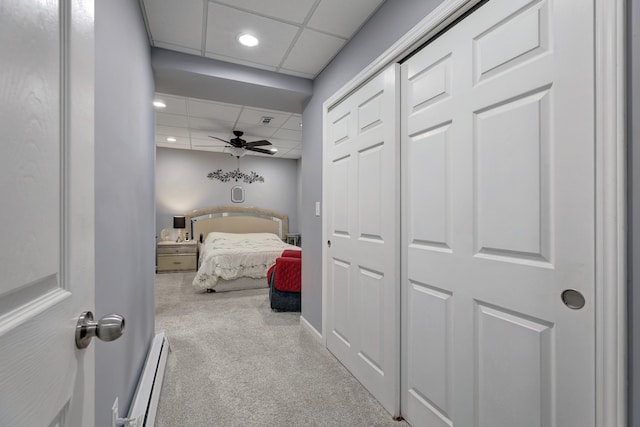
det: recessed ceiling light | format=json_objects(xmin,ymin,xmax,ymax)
[
  {"xmin": 166, "ymin": 137, "xmax": 176, "ymax": 142},
  {"xmin": 238, "ymin": 33, "xmax": 259, "ymax": 47},
  {"xmin": 153, "ymin": 100, "xmax": 166, "ymax": 108}
]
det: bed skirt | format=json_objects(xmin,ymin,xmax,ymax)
[{"xmin": 207, "ymin": 276, "xmax": 268, "ymax": 292}]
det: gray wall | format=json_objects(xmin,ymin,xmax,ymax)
[
  {"xmin": 300, "ymin": 0, "xmax": 446, "ymax": 331},
  {"xmin": 156, "ymin": 147, "xmax": 300, "ymax": 239},
  {"xmin": 95, "ymin": 1, "xmax": 156, "ymax": 425},
  {"xmin": 629, "ymin": 0, "xmax": 639, "ymax": 424}
]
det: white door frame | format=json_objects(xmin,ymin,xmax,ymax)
[{"xmin": 321, "ymin": 0, "xmax": 626, "ymax": 425}]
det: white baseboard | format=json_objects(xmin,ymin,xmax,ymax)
[
  {"xmin": 125, "ymin": 331, "xmax": 171, "ymax": 427},
  {"xmin": 300, "ymin": 315, "xmax": 322, "ymax": 343}
]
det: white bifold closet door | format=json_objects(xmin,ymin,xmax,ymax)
[
  {"xmin": 325, "ymin": 65, "xmax": 400, "ymax": 416},
  {"xmin": 401, "ymin": 0, "xmax": 595, "ymax": 426}
]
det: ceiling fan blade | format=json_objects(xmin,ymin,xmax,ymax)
[
  {"xmin": 246, "ymin": 146, "xmax": 276, "ymax": 155},
  {"xmin": 209, "ymin": 136, "xmax": 230, "ymax": 144},
  {"xmin": 245, "ymin": 140, "xmax": 271, "ymax": 147}
]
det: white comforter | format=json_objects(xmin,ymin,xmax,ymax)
[{"xmin": 192, "ymin": 232, "xmax": 300, "ymax": 292}]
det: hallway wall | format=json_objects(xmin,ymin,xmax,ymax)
[{"xmin": 95, "ymin": 1, "xmax": 156, "ymax": 425}]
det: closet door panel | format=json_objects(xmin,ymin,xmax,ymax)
[
  {"xmin": 406, "ymin": 123, "xmax": 452, "ymax": 250},
  {"xmin": 401, "ymin": 0, "xmax": 595, "ymax": 426},
  {"xmin": 325, "ymin": 64, "xmax": 400, "ymax": 416}
]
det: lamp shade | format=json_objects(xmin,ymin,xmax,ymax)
[
  {"xmin": 173, "ymin": 216, "xmax": 186, "ymax": 229},
  {"xmin": 229, "ymin": 146, "xmax": 246, "ymax": 158}
]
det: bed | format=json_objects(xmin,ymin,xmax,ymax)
[{"xmin": 185, "ymin": 206, "xmax": 300, "ymax": 292}]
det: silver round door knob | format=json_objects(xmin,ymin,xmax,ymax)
[{"xmin": 75, "ymin": 311, "xmax": 125, "ymax": 349}]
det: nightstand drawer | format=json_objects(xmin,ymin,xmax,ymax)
[
  {"xmin": 157, "ymin": 244, "xmax": 197, "ymax": 255},
  {"xmin": 157, "ymin": 254, "xmax": 197, "ymax": 272}
]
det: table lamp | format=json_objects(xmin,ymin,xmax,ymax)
[{"xmin": 173, "ymin": 216, "xmax": 186, "ymax": 242}]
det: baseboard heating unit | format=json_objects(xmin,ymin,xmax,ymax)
[{"xmin": 115, "ymin": 331, "xmax": 170, "ymax": 427}]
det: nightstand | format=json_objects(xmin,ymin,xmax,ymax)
[
  {"xmin": 157, "ymin": 240, "xmax": 197, "ymax": 273},
  {"xmin": 286, "ymin": 233, "xmax": 301, "ymax": 246}
]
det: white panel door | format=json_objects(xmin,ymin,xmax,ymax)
[
  {"xmin": 326, "ymin": 65, "xmax": 400, "ymax": 415},
  {"xmin": 401, "ymin": 0, "xmax": 595, "ymax": 426},
  {"xmin": 0, "ymin": 0, "xmax": 95, "ymax": 425}
]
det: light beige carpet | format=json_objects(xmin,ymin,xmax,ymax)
[{"xmin": 154, "ymin": 272, "xmax": 408, "ymax": 427}]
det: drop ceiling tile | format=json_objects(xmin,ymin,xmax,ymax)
[
  {"xmin": 282, "ymin": 29, "xmax": 345, "ymax": 75},
  {"xmin": 190, "ymin": 137, "xmax": 228, "ymax": 148},
  {"xmin": 188, "ymin": 99, "xmax": 242, "ymax": 121},
  {"xmin": 155, "ymin": 135, "xmax": 190, "ymax": 145},
  {"xmin": 280, "ymin": 147, "xmax": 302, "ymax": 159},
  {"xmin": 154, "ymin": 41, "xmax": 202, "ymax": 56},
  {"xmin": 156, "ymin": 140, "xmax": 191, "ymax": 150},
  {"xmin": 281, "ymin": 114, "xmax": 302, "ymax": 130},
  {"xmin": 268, "ymin": 138, "xmax": 300, "ymax": 150},
  {"xmin": 191, "ymin": 130, "xmax": 233, "ymax": 141},
  {"xmin": 188, "ymin": 117, "xmax": 237, "ymax": 133},
  {"xmin": 211, "ymin": 0, "xmax": 316, "ymax": 24},
  {"xmin": 144, "ymin": 0, "xmax": 203, "ymax": 51},
  {"xmin": 205, "ymin": 3, "xmax": 299, "ymax": 67},
  {"xmin": 156, "ymin": 112, "xmax": 190, "ymax": 128},
  {"xmin": 237, "ymin": 107, "xmax": 291, "ymax": 128},
  {"xmin": 272, "ymin": 128, "xmax": 302, "ymax": 141},
  {"xmin": 307, "ymin": 0, "xmax": 384, "ymax": 38},
  {"xmin": 231, "ymin": 125, "xmax": 278, "ymax": 139},
  {"xmin": 154, "ymin": 93, "xmax": 188, "ymax": 115},
  {"xmin": 156, "ymin": 125, "xmax": 190, "ymax": 138}
]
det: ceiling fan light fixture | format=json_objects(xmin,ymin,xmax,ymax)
[
  {"xmin": 269, "ymin": 148, "xmax": 278, "ymax": 153},
  {"xmin": 238, "ymin": 33, "xmax": 259, "ymax": 47},
  {"xmin": 229, "ymin": 146, "xmax": 246, "ymax": 157},
  {"xmin": 209, "ymin": 130, "xmax": 276, "ymax": 156}
]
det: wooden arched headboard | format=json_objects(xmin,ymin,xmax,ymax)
[{"xmin": 184, "ymin": 206, "xmax": 289, "ymax": 242}]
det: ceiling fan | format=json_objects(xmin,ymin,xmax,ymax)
[{"xmin": 209, "ymin": 130, "xmax": 276, "ymax": 157}]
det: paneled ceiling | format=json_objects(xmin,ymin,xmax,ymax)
[
  {"xmin": 141, "ymin": 0, "xmax": 386, "ymax": 159},
  {"xmin": 154, "ymin": 93, "xmax": 303, "ymax": 159}
]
